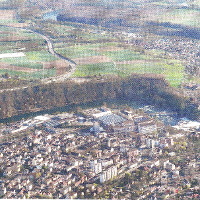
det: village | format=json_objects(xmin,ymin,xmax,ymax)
[{"xmin": 0, "ymin": 105, "xmax": 199, "ymax": 199}]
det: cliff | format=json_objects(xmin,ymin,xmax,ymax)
[{"xmin": 0, "ymin": 74, "xmax": 198, "ymax": 119}]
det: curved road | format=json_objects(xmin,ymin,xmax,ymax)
[
  {"xmin": 0, "ymin": 25, "xmax": 77, "ymax": 83},
  {"xmin": 29, "ymin": 29, "xmax": 77, "ymax": 83}
]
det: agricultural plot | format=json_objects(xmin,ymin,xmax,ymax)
[
  {"xmin": 0, "ymin": 20, "xmax": 186, "ymax": 85},
  {"xmin": 116, "ymin": 59, "xmax": 184, "ymax": 87},
  {"xmin": 158, "ymin": 9, "xmax": 200, "ymax": 28},
  {"xmin": 0, "ymin": 26, "xmax": 62, "ymax": 79},
  {"xmin": 65, "ymin": 42, "xmax": 184, "ymax": 87},
  {"xmin": 73, "ymin": 62, "xmax": 116, "ymax": 77}
]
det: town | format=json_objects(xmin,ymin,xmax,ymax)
[{"xmin": 0, "ymin": 105, "xmax": 199, "ymax": 199}]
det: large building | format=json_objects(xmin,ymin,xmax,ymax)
[
  {"xmin": 100, "ymin": 165, "xmax": 117, "ymax": 183},
  {"xmin": 137, "ymin": 120, "xmax": 157, "ymax": 134},
  {"xmin": 97, "ymin": 113, "xmax": 135, "ymax": 133}
]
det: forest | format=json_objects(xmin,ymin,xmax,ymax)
[{"xmin": 0, "ymin": 74, "xmax": 198, "ymax": 120}]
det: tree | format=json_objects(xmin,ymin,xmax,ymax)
[
  {"xmin": 191, "ymin": 178, "xmax": 198, "ymax": 187},
  {"xmin": 124, "ymin": 172, "xmax": 131, "ymax": 185},
  {"xmin": 3, "ymin": 73, "xmax": 9, "ymax": 79}
]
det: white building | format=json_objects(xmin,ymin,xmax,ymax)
[
  {"xmin": 146, "ymin": 138, "xmax": 156, "ymax": 149},
  {"xmin": 100, "ymin": 165, "xmax": 117, "ymax": 183},
  {"xmin": 0, "ymin": 187, "xmax": 6, "ymax": 197},
  {"xmin": 90, "ymin": 160, "xmax": 102, "ymax": 174},
  {"xmin": 163, "ymin": 160, "xmax": 176, "ymax": 171}
]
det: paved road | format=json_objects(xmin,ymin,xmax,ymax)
[
  {"xmin": 0, "ymin": 25, "xmax": 77, "ymax": 84},
  {"xmin": 22, "ymin": 28, "xmax": 77, "ymax": 83}
]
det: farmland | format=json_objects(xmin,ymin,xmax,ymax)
[
  {"xmin": 1, "ymin": 0, "xmax": 196, "ymax": 86},
  {"xmin": 158, "ymin": 9, "xmax": 200, "ymax": 28},
  {"xmin": 0, "ymin": 25, "xmax": 64, "ymax": 79},
  {"xmin": 51, "ymin": 26, "xmax": 184, "ymax": 87},
  {"xmin": 0, "ymin": 18, "xmax": 186, "ymax": 86}
]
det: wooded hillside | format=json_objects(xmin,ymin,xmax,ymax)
[{"xmin": 0, "ymin": 74, "xmax": 198, "ymax": 120}]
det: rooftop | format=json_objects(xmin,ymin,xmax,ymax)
[{"xmin": 98, "ymin": 114, "xmax": 126, "ymax": 126}]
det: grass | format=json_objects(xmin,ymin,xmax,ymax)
[
  {"xmin": 73, "ymin": 58, "xmax": 184, "ymax": 87},
  {"xmin": 0, "ymin": 25, "xmax": 59, "ymax": 79},
  {"xmin": 118, "ymin": 60, "xmax": 184, "ymax": 87},
  {"xmin": 57, "ymin": 37, "xmax": 185, "ymax": 87},
  {"xmin": 1, "ymin": 56, "xmax": 43, "ymax": 69},
  {"xmin": 26, "ymin": 51, "xmax": 58, "ymax": 62},
  {"xmin": 0, "ymin": 69, "xmax": 28, "ymax": 77},
  {"xmin": 0, "ymin": 19, "xmax": 188, "ymax": 84},
  {"xmin": 193, "ymin": 0, "xmax": 200, "ymax": 6},
  {"xmin": 73, "ymin": 62, "xmax": 116, "ymax": 77},
  {"xmin": 102, "ymin": 50, "xmax": 149, "ymax": 61},
  {"xmin": 19, "ymin": 30, "xmax": 43, "ymax": 40},
  {"xmin": 0, "ymin": 68, "xmax": 56, "ymax": 79},
  {"xmin": 30, "ymin": 69, "xmax": 56, "ymax": 79},
  {"xmin": 55, "ymin": 47, "xmax": 100, "ymax": 58},
  {"xmin": 0, "ymin": 19, "xmax": 18, "ymax": 25},
  {"xmin": 158, "ymin": 9, "xmax": 200, "ymax": 28}
]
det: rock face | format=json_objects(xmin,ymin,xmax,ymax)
[{"xmin": 0, "ymin": 74, "xmax": 197, "ymax": 119}]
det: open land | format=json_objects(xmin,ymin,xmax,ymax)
[
  {"xmin": 1, "ymin": 0, "xmax": 200, "ymax": 86},
  {"xmin": 0, "ymin": 25, "xmax": 72, "ymax": 79}
]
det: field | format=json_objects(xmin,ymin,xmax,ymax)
[
  {"xmin": 158, "ymin": 9, "xmax": 200, "ymax": 28},
  {"xmin": 54, "ymin": 38, "xmax": 184, "ymax": 87},
  {"xmin": 0, "ymin": 25, "xmax": 69, "ymax": 79},
  {"xmin": 0, "ymin": 15, "xmax": 186, "ymax": 86}
]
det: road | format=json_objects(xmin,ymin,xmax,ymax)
[
  {"xmin": 0, "ymin": 24, "xmax": 77, "ymax": 84},
  {"xmin": 22, "ymin": 28, "xmax": 77, "ymax": 83}
]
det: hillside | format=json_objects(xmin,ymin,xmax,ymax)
[{"xmin": 0, "ymin": 74, "xmax": 198, "ymax": 120}]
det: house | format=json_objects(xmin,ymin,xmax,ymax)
[
  {"xmin": 0, "ymin": 187, "xmax": 6, "ymax": 197},
  {"xmin": 90, "ymin": 160, "xmax": 102, "ymax": 174},
  {"xmin": 90, "ymin": 122, "xmax": 104, "ymax": 135},
  {"xmin": 163, "ymin": 160, "xmax": 176, "ymax": 171},
  {"xmin": 112, "ymin": 120, "xmax": 135, "ymax": 133}
]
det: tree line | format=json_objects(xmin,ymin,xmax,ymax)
[{"xmin": 0, "ymin": 74, "xmax": 198, "ymax": 120}]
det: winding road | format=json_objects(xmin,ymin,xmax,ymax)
[
  {"xmin": 0, "ymin": 25, "xmax": 77, "ymax": 83},
  {"xmin": 31, "ymin": 29, "xmax": 77, "ymax": 83}
]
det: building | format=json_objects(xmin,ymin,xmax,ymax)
[
  {"xmin": 97, "ymin": 113, "xmax": 134, "ymax": 132},
  {"xmin": 163, "ymin": 160, "xmax": 176, "ymax": 171},
  {"xmin": 137, "ymin": 120, "xmax": 157, "ymax": 134},
  {"xmin": 100, "ymin": 165, "xmax": 118, "ymax": 183},
  {"xmin": 0, "ymin": 186, "xmax": 6, "ymax": 197},
  {"xmin": 90, "ymin": 160, "xmax": 102, "ymax": 174}
]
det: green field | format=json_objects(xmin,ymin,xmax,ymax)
[
  {"xmin": 158, "ymin": 9, "xmax": 200, "ymax": 27},
  {"xmin": 0, "ymin": 25, "xmax": 59, "ymax": 79},
  {"xmin": 55, "ymin": 47, "xmax": 100, "ymax": 59},
  {"xmin": 0, "ymin": 68, "xmax": 56, "ymax": 79},
  {"xmin": 117, "ymin": 60, "xmax": 184, "ymax": 87},
  {"xmin": 73, "ymin": 58, "xmax": 184, "ymax": 87},
  {"xmin": 73, "ymin": 62, "xmax": 116, "ymax": 77},
  {"xmin": 26, "ymin": 51, "xmax": 58, "ymax": 62},
  {"xmin": 55, "ymin": 37, "xmax": 184, "ymax": 87},
  {"xmin": 102, "ymin": 50, "xmax": 149, "ymax": 61},
  {"xmin": 0, "ymin": 20, "xmax": 187, "ymax": 85}
]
